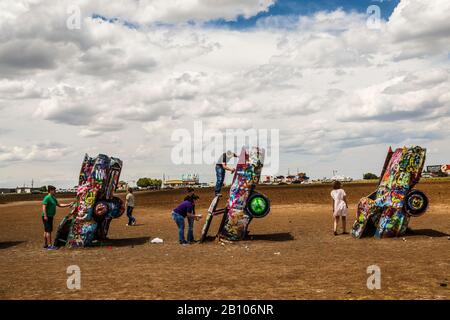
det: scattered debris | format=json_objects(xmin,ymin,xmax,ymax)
[
  {"xmin": 150, "ymin": 237, "xmax": 163, "ymax": 244},
  {"xmin": 402, "ymin": 238, "xmax": 407, "ymax": 242},
  {"xmin": 274, "ymin": 252, "xmax": 281, "ymax": 255},
  {"xmin": 439, "ymin": 283, "xmax": 447, "ymax": 287}
]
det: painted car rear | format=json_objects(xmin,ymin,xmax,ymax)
[
  {"xmin": 352, "ymin": 146, "xmax": 428, "ymax": 238},
  {"xmin": 200, "ymin": 146, "xmax": 270, "ymax": 242},
  {"xmin": 54, "ymin": 154, "xmax": 124, "ymax": 247}
]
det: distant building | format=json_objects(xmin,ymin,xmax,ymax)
[
  {"xmin": 163, "ymin": 179, "xmax": 184, "ymax": 188},
  {"xmin": 285, "ymin": 175, "xmax": 296, "ymax": 184},
  {"xmin": 181, "ymin": 173, "xmax": 199, "ymax": 184},
  {"xmin": 441, "ymin": 164, "xmax": 450, "ymax": 174},
  {"xmin": 16, "ymin": 187, "xmax": 31, "ymax": 194},
  {"xmin": 162, "ymin": 173, "xmax": 201, "ymax": 189},
  {"xmin": 426, "ymin": 165, "xmax": 442, "ymax": 173},
  {"xmin": 117, "ymin": 181, "xmax": 128, "ymax": 191},
  {"xmin": 274, "ymin": 176, "xmax": 285, "ymax": 184},
  {"xmin": 425, "ymin": 164, "xmax": 450, "ymax": 176},
  {"xmin": 262, "ymin": 172, "xmax": 310, "ymax": 185},
  {"xmin": 329, "ymin": 175, "xmax": 353, "ymax": 183},
  {"xmin": 262, "ymin": 176, "xmax": 273, "ymax": 184},
  {"xmin": 0, "ymin": 188, "xmax": 15, "ymax": 194},
  {"xmin": 294, "ymin": 172, "xmax": 309, "ymax": 183}
]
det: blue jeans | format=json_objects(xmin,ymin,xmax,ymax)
[
  {"xmin": 187, "ymin": 218, "xmax": 194, "ymax": 242},
  {"xmin": 172, "ymin": 211, "xmax": 185, "ymax": 242},
  {"xmin": 215, "ymin": 165, "xmax": 225, "ymax": 195},
  {"xmin": 126, "ymin": 206, "xmax": 135, "ymax": 225}
]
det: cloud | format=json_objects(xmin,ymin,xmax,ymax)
[
  {"xmin": 35, "ymin": 98, "xmax": 100, "ymax": 126},
  {"xmin": 83, "ymin": 0, "xmax": 275, "ymax": 24},
  {"xmin": 1, "ymin": 0, "xmax": 450, "ymax": 184},
  {"xmin": 338, "ymin": 68, "xmax": 450, "ymax": 122},
  {"xmin": 78, "ymin": 129, "xmax": 102, "ymax": 138},
  {"xmin": 0, "ymin": 39, "xmax": 59, "ymax": 75},
  {"xmin": 281, "ymin": 120, "xmax": 444, "ymax": 155},
  {"xmin": 387, "ymin": 0, "xmax": 450, "ymax": 59},
  {"xmin": 0, "ymin": 141, "xmax": 71, "ymax": 162},
  {"xmin": 0, "ymin": 79, "xmax": 45, "ymax": 99}
]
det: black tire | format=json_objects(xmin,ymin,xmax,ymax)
[
  {"xmin": 405, "ymin": 189, "xmax": 428, "ymax": 217},
  {"xmin": 54, "ymin": 216, "xmax": 72, "ymax": 247},
  {"xmin": 217, "ymin": 208, "xmax": 229, "ymax": 236},
  {"xmin": 245, "ymin": 192, "xmax": 270, "ymax": 218}
]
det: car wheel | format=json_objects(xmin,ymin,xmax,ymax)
[
  {"xmin": 245, "ymin": 192, "xmax": 270, "ymax": 218},
  {"xmin": 405, "ymin": 190, "xmax": 428, "ymax": 217}
]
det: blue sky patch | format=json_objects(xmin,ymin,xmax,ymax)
[{"xmin": 206, "ymin": 0, "xmax": 400, "ymax": 29}]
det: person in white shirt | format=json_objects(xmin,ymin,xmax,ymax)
[
  {"xmin": 125, "ymin": 187, "xmax": 136, "ymax": 226},
  {"xmin": 330, "ymin": 181, "xmax": 348, "ymax": 235}
]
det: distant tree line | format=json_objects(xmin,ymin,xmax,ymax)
[
  {"xmin": 136, "ymin": 178, "xmax": 162, "ymax": 189},
  {"xmin": 363, "ymin": 173, "xmax": 379, "ymax": 180}
]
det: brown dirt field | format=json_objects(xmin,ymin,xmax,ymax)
[{"xmin": 0, "ymin": 181, "xmax": 449, "ymax": 300}]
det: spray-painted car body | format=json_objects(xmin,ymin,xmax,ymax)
[
  {"xmin": 54, "ymin": 154, "xmax": 124, "ymax": 247},
  {"xmin": 200, "ymin": 146, "xmax": 270, "ymax": 242},
  {"xmin": 352, "ymin": 146, "xmax": 428, "ymax": 239}
]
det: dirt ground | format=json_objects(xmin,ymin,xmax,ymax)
[{"xmin": 0, "ymin": 182, "xmax": 449, "ymax": 300}]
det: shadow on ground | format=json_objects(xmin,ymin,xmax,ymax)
[
  {"xmin": 248, "ymin": 233, "xmax": 295, "ymax": 241},
  {"xmin": 0, "ymin": 241, "xmax": 25, "ymax": 249},
  {"xmin": 100, "ymin": 237, "xmax": 150, "ymax": 247},
  {"xmin": 406, "ymin": 229, "xmax": 450, "ymax": 238},
  {"xmin": 200, "ymin": 233, "xmax": 295, "ymax": 243}
]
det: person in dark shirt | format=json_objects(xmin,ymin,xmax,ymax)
[
  {"xmin": 171, "ymin": 194, "xmax": 201, "ymax": 244},
  {"xmin": 215, "ymin": 150, "xmax": 237, "ymax": 195},
  {"xmin": 186, "ymin": 187, "xmax": 197, "ymax": 243}
]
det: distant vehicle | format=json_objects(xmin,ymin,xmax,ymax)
[
  {"xmin": 330, "ymin": 175, "xmax": 353, "ymax": 182},
  {"xmin": 54, "ymin": 154, "xmax": 124, "ymax": 248},
  {"xmin": 421, "ymin": 172, "xmax": 432, "ymax": 178},
  {"xmin": 200, "ymin": 147, "xmax": 270, "ymax": 242},
  {"xmin": 352, "ymin": 146, "xmax": 428, "ymax": 239}
]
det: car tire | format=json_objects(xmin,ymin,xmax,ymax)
[
  {"xmin": 404, "ymin": 189, "xmax": 428, "ymax": 217},
  {"xmin": 54, "ymin": 216, "xmax": 72, "ymax": 247},
  {"xmin": 245, "ymin": 192, "xmax": 270, "ymax": 218}
]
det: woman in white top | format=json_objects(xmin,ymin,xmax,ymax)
[
  {"xmin": 125, "ymin": 187, "xmax": 136, "ymax": 226},
  {"xmin": 330, "ymin": 181, "xmax": 349, "ymax": 235}
]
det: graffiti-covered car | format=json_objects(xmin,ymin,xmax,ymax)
[
  {"xmin": 54, "ymin": 154, "xmax": 124, "ymax": 248},
  {"xmin": 352, "ymin": 146, "xmax": 428, "ymax": 239},
  {"xmin": 200, "ymin": 146, "xmax": 270, "ymax": 242}
]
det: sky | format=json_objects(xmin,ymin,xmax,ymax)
[{"xmin": 0, "ymin": 0, "xmax": 449, "ymax": 188}]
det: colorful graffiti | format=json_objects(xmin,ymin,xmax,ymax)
[
  {"xmin": 54, "ymin": 154, "xmax": 124, "ymax": 248},
  {"xmin": 219, "ymin": 146, "xmax": 267, "ymax": 241},
  {"xmin": 352, "ymin": 146, "xmax": 428, "ymax": 239}
]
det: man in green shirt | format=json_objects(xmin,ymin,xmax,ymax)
[{"xmin": 42, "ymin": 185, "xmax": 72, "ymax": 250}]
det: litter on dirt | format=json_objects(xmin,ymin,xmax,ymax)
[{"xmin": 150, "ymin": 238, "xmax": 164, "ymax": 244}]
